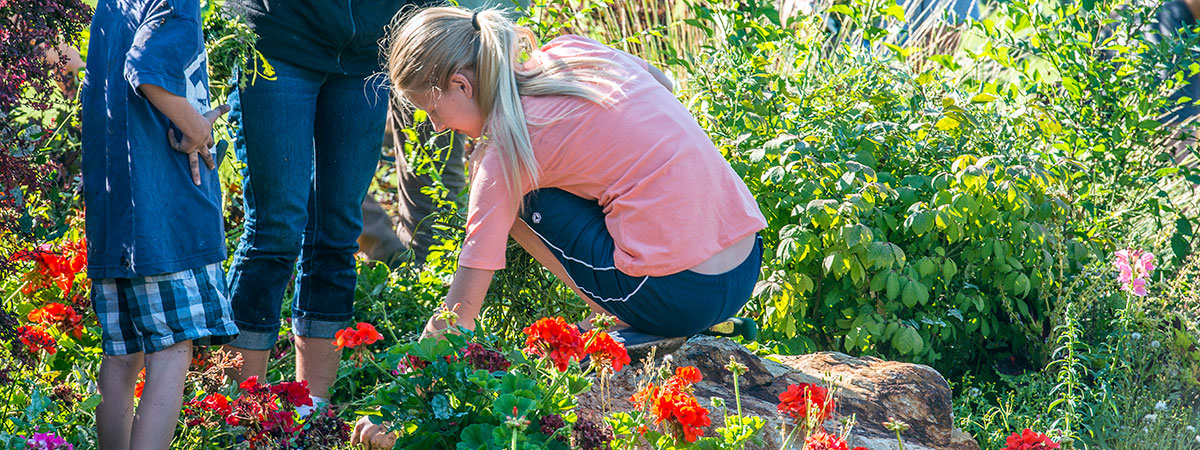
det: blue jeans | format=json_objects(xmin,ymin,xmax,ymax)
[
  {"xmin": 520, "ymin": 189, "xmax": 763, "ymax": 337},
  {"xmin": 225, "ymin": 57, "xmax": 387, "ymax": 350}
]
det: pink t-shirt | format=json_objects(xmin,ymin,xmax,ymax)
[{"xmin": 458, "ymin": 35, "xmax": 767, "ymax": 277}]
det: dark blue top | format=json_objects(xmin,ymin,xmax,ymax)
[
  {"xmin": 81, "ymin": 0, "xmax": 225, "ymax": 279},
  {"xmin": 227, "ymin": 0, "xmax": 437, "ymax": 76}
]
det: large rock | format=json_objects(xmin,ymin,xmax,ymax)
[{"xmin": 576, "ymin": 336, "xmax": 979, "ymax": 450}]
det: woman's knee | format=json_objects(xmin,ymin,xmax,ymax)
[{"xmin": 240, "ymin": 216, "xmax": 307, "ymax": 258}]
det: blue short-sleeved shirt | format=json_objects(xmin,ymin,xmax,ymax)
[{"xmin": 81, "ymin": 0, "xmax": 225, "ymax": 279}]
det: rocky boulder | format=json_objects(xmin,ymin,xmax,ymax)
[{"xmin": 576, "ymin": 335, "xmax": 979, "ymax": 450}]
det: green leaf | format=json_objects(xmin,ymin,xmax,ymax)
[
  {"xmin": 886, "ymin": 272, "xmax": 901, "ymax": 300},
  {"xmin": 1011, "ymin": 273, "xmax": 1031, "ymax": 296},
  {"xmin": 1178, "ymin": 217, "xmax": 1194, "ymax": 236},
  {"xmin": 829, "ymin": 4, "xmax": 854, "ymax": 15},
  {"xmin": 971, "ymin": 92, "xmax": 997, "ymax": 103},
  {"xmin": 902, "ymin": 280, "xmax": 919, "ymax": 307},
  {"xmin": 493, "ymin": 394, "xmax": 535, "ymax": 418},
  {"xmin": 80, "ymin": 394, "xmax": 101, "ymax": 411},
  {"xmin": 893, "ymin": 327, "xmax": 923, "ymax": 355},
  {"xmin": 1173, "ymin": 232, "xmax": 1192, "ymax": 261},
  {"xmin": 942, "ymin": 259, "xmax": 958, "ymax": 281},
  {"xmin": 917, "ymin": 258, "xmax": 937, "ymax": 277},
  {"xmin": 431, "ymin": 394, "xmax": 453, "ymax": 420},
  {"xmin": 887, "ymin": 243, "xmax": 906, "ymax": 265},
  {"xmin": 935, "ymin": 116, "xmax": 961, "ymax": 131},
  {"xmin": 867, "ymin": 242, "xmax": 894, "ymax": 269},
  {"xmin": 458, "ymin": 424, "xmax": 493, "ymax": 450}
]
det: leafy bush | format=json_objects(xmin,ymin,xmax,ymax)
[{"xmin": 673, "ymin": 1, "xmax": 1095, "ymax": 372}]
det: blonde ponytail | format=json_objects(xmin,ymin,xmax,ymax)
[{"xmin": 387, "ymin": 6, "xmax": 623, "ymax": 208}]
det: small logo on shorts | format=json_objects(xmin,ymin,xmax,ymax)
[{"xmin": 532, "ymin": 212, "xmax": 542, "ymax": 224}]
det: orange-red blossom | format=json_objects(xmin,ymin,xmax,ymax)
[
  {"xmin": 630, "ymin": 366, "xmax": 712, "ymax": 443},
  {"xmin": 522, "ymin": 317, "xmax": 631, "ymax": 373},
  {"xmin": 333, "ymin": 322, "xmax": 383, "ymax": 350}
]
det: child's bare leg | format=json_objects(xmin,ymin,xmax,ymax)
[
  {"xmin": 222, "ymin": 345, "xmax": 269, "ymax": 384},
  {"xmin": 129, "ymin": 340, "xmax": 191, "ymax": 450},
  {"xmin": 97, "ymin": 352, "xmax": 144, "ymax": 450},
  {"xmin": 509, "ymin": 219, "xmax": 630, "ymax": 331},
  {"xmin": 295, "ymin": 336, "xmax": 340, "ymax": 399}
]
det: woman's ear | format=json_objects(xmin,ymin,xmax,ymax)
[{"xmin": 449, "ymin": 72, "xmax": 474, "ymax": 99}]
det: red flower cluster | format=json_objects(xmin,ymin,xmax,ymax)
[
  {"xmin": 802, "ymin": 430, "xmax": 868, "ymax": 450},
  {"xmin": 778, "ymin": 383, "xmax": 835, "ymax": 426},
  {"xmin": 16, "ymin": 325, "xmax": 56, "ymax": 354},
  {"xmin": 1004, "ymin": 429, "xmax": 1060, "ymax": 450},
  {"xmin": 582, "ymin": 329, "xmax": 631, "ymax": 373},
  {"xmin": 522, "ymin": 317, "xmax": 631, "ymax": 372},
  {"xmin": 232, "ymin": 377, "xmax": 303, "ymax": 446},
  {"xmin": 270, "ymin": 380, "xmax": 313, "ymax": 408},
  {"xmin": 630, "ymin": 366, "xmax": 712, "ymax": 442},
  {"xmin": 14, "ymin": 239, "xmax": 86, "ymax": 296},
  {"xmin": 184, "ymin": 393, "xmax": 233, "ymax": 426},
  {"xmin": 182, "ymin": 377, "xmax": 322, "ymax": 448},
  {"xmin": 28, "ymin": 302, "xmax": 84, "ymax": 339},
  {"xmin": 523, "ymin": 317, "xmax": 585, "ymax": 371},
  {"xmin": 333, "ymin": 322, "xmax": 383, "ymax": 350}
]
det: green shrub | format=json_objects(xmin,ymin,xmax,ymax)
[{"xmin": 676, "ymin": 1, "xmax": 1095, "ymax": 372}]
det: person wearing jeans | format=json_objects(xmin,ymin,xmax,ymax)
[{"xmin": 223, "ymin": 0, "xmax": 430, "ymax": 406}]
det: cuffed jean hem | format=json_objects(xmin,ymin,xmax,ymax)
[
  {"xmin": 292, "ymin": 316, "xmax": 352, "ymax": 340},
  {"xmin": 226, "ymin": 324, "xmax": 281, "ymax": 351}
]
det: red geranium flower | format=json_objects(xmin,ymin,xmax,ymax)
[
  {"xmin": 28, "ymin": 302, "xmax": 85, "ymax": 339},
  {"xmin": 333, "ymin": 322, "xmax": 384, "ymax": 350},
  {"xmin": 16, "ymin": 325, "xmax": 57, "ymax": 354},
  {"xmin": 14, "ymin": 238, "xmax": 87, "ymax": 296},
  {"xmin": 630, "ymin": 365, "xmax": 711, "ymax": 443},
  {"xmin": 778, "ymin": 383, "xmax": 835, "ymax": 426},
  {"xmin": 803, "ymin": 430, "xmax": 850, "ymax": 450},
  {"xmin": 1004, "ymin": 429, "xmax": 1060, "ymax": 450},
  {"xmin": 200, "ymin": 393, "xmax": 232, "ymax": 416},
  {"xmin": 582, "ymin": 329, "xmax": 631, "ymax": 373},
  {"xmin": 673, "ymin": 366, "xmax": 702, "ymax": 385},
  {"xmin": 270, "ymin": 380, "xmax": 312, "ymax": 408},
  {"xmin": 523, "ymin": 317, "xmax": 585, "ymax": 371}
]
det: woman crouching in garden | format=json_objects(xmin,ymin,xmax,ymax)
[
  {"xmin": 403, "ymin": 5, "xmax": 766, "ymax": 350},
  {"xmin": 351, "ymin": 5, "xmax": 767, "ymax": 447}
]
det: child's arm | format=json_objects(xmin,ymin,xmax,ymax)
[{"xmin": 139, "ymin": 83, "xmax": 229, "ymax": 185}]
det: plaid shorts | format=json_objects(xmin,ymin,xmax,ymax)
[{"xmin": 92, "ymin": 263, "xmax": 239, "ymax": 355}]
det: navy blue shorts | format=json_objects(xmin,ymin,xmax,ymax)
[{"xmin": 519, "ymin": 188, "xmax": 763, "ymax": 337}]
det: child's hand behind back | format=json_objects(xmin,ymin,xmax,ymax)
[{"xmin": 168, "ymin": 104, "xmax": 231, "ymax": 185}]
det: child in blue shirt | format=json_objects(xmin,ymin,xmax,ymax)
[{"xmin": 81, "ymin": 0, "xmax": 238, "ymax": 447}]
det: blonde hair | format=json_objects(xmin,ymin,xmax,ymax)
[{"xmin": 387, "ymin": 6, "xmax": 622, "ymax": 204}]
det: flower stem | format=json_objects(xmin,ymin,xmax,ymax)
[
  {"xmin": 366, "ymin": 350, "xmax": 402, "ymax": 383},
  {"xmin": 733, "ymin": 371, "xmax": 743, "ymax": 419},
  {"xmin": 779, "ymin": 422, "xmax": 803, "ymax": 450},
  {"xmin": 895, "ymin": 430, "xmax": 904, "ymax": 450}
]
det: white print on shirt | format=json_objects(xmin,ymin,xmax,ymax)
[{"xmin": 183, "ymin": 52, "xmax": 210, "ymax": 114}]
